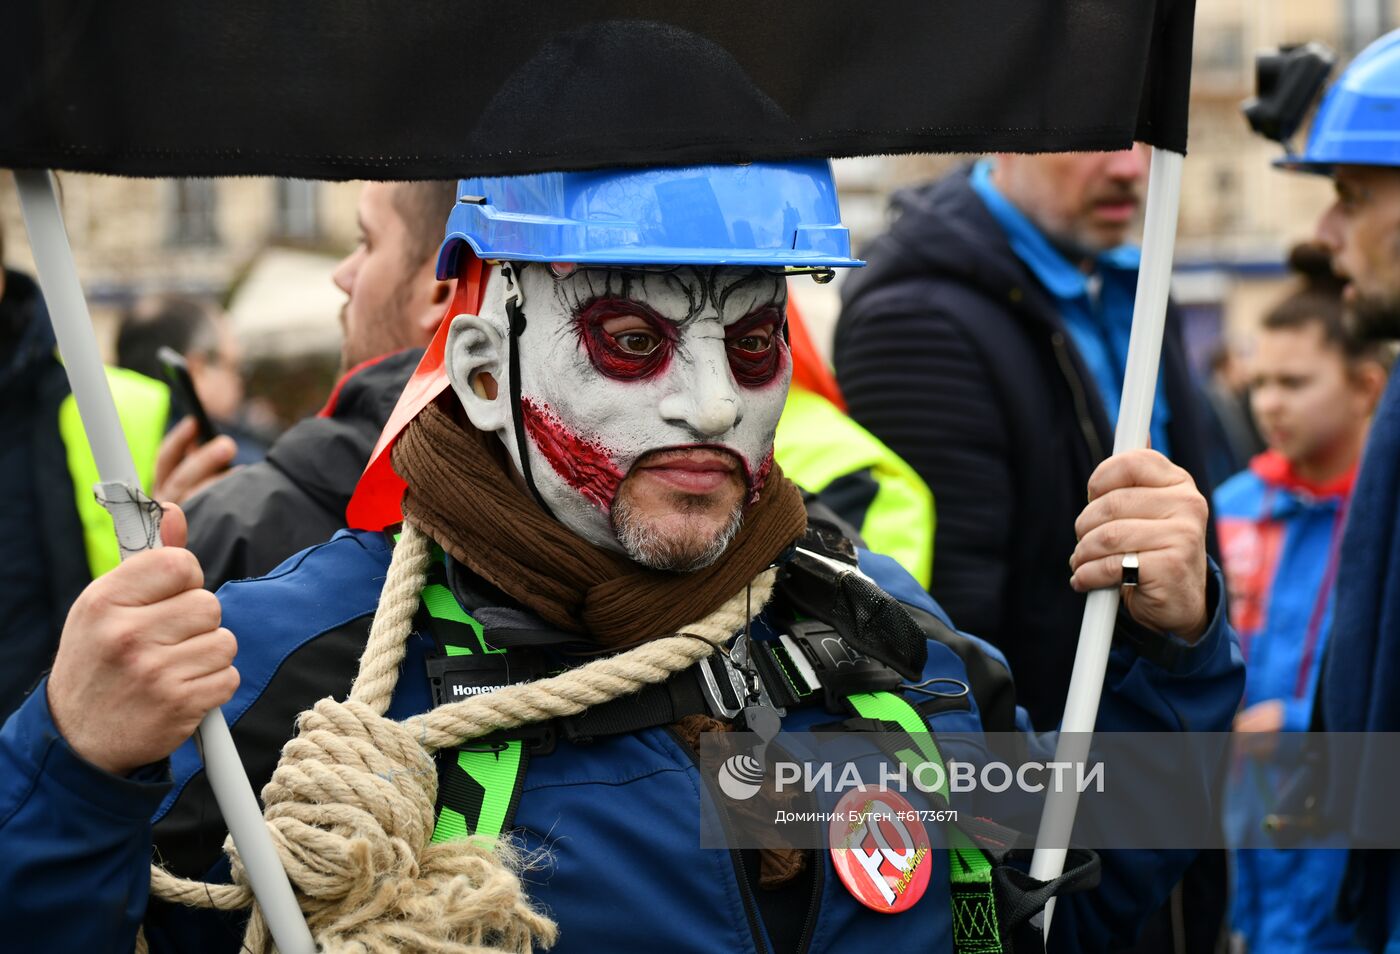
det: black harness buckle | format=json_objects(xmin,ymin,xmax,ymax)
[
  {"xmin": 785, "ymin": 619, "xmax": 903, "ymax": 712},
  {"xmin": 695, "ymin": 648, "xmax": 787, "ymax": 721},
  {"xmin": 695, "ymin": 653, "xmax": 747, "ymax": 719}
]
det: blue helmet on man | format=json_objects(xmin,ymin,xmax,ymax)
[
  {"xmin": 1281, "ymin": 29, "xmax": 1400, "ymax": 174},
  {"xmin": 436, "ymin": 159, "xmax": 863, "ymax": 277}
]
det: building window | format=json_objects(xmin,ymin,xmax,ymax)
[
  {"xmin": 1195, "ymin": 22, "xmax": 1245, "ymax": 75},
  {"xmin": 1344, "ymin": 0, "xmax": 1392, "ymax": 55},
  {"xmin": 273, "ymin": 178, "xmax": 321, "ymax": 241},
  {"xmin": 1213, "ymin": 166, "xmax": 1242, "ymax": 232},
  {"xmin": 167, "ymin": 178, "xmax": 220, "ymax": 246}
]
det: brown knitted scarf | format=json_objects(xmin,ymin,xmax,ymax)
[{"xmin": 393, "ymin": 400, "xmax": 808, "ymax": 649}]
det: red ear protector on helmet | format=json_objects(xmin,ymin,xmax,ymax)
[{"xmin": 346, "ymin": 253, "xmax": 488, "ymax": 530}]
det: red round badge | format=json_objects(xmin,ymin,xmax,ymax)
[{"xmin": 828, "ymin": 786, "xmax": 932, "ymax": 914}]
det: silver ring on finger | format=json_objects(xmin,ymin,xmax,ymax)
[{"xmin": 1121, "ymin": 552, "xmax": 1140, "ymax": 588}]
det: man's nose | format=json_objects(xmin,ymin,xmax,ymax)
[
  {"xmin": 1315, "ymin": 202, "xmax": 1345, "ymax": 256},
  {"xmin": 658, "ymin": 335, "xmax": 741, "ymax": 437},
  {"xmin": 332, "ymin": 249, "xmax": 360, "ymax": 295},
  {"xmin": 1106, "ymin": 144, "xmax": 1148, "ymax": 182}
]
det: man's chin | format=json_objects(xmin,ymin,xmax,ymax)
[
  {"xmin": 611, "ymin": 503, "xmax": 743, "ymax": 572},
  {"xmin": 1349, "ymin": 291, "xmax": 1400, "ymax": 342}
]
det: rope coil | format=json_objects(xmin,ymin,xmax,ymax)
[{"xmin": 143, "ymin": 522, "xmax": 776, "ymax": 952}]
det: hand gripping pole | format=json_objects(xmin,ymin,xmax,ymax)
[
  {"xmin": 1027, "ymin": 148, "xmax": 1185, "ymax": 936},
  {"xmin": 15, "ymin": 170, "xmax": 317, "ymax": 954}
]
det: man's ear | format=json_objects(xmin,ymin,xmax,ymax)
[
  {"xmin": 1357, "ymin": 359, "xmax": 1391, "ymax": 415},
  {"xmin": 418, "ymin": 277, "xmax": 457, "ymax": 338},
  {"xmin": 445, "ymin": 312, "xmax": 511, "ymax": 433}
]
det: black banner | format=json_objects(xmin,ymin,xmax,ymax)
[{"xmin": 0, "ymin": 1, "xmax": 1195, "ymax": 181}]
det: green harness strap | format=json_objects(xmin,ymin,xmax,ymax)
[
  {"xmin": 415, "ymin": 564, "xmax": 528, "ymax": 845},
  {"xmin": 848, "ymin": 691, "xmax": 1003, "ymax": 954}
]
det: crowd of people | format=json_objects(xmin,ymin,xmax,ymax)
[{"xmin": 0, "ymin": 26, "xmax": 1399, "ymax": 954}]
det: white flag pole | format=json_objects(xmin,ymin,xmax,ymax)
[
  {"xmin": 14, "ymin": 170, "xmax": 317, "ymax": 954},
  {"xmin": 1028, "ymin": 146, "xmax": 1185, "ymax": 934}
]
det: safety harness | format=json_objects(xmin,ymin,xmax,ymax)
[{"xmin": 407, "ymin": 528, "xmax": 1097, "ymax": 953}]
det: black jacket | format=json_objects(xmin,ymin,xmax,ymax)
[
  {"xmin": 0, "ymin": 270, "xmax": 91, "ymax": 719},
  {"xmin": 835, "ymin": 169, "xmax": 1218, "ymax": 729},
  {"xmin": 185, "ymin": 348, "xmax": 422, "ymax": 591}
]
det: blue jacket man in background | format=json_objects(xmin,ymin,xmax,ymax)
[
  {"xmin": 835, "ymin": 148, "xmax": 1225, "ymax": 954},
  {"xmin": 1272, "ymin": 28, "xmax": 1400, "ymax": 953},
  {"xmin": 0, "ymin": 161, "xmax": 1241, "ymax": 953},
  {"xmin": 834, "ymin": 150, "xmax": 1219, "ymax": 730},
  {"xmin": 1215, "ymin": 244, "xmax": 1390, "ymax": 954}
]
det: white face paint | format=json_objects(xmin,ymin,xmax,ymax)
[{"xmin": 446, "ymin": 263, "xmax": 790, "ymax": 564}]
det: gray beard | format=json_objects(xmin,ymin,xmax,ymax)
[
  {"xmin": 1046, "ymin": 231, "xmax": 1098, "ymax": 269},
  {"xmin": 611, "ymin": 497, "xmax": 744, "ymax": 572},
  {"xmin": 1349, "ymin": 291, "xmax": 1400, "ymax": 342}
]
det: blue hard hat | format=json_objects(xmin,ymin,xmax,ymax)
[
  {"xmin": 436, "ymin": 159, "xmax": 863, "ymax": 278},
  {"xmin": 1281, "ymin": 28, "xmax": 1400, "ymax": 174}
]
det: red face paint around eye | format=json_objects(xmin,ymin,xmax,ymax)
[
  {"xmin": 575, "ymin": 297, "xmax": 677, "ymax": 381},
  {"xmin": 521, "ymin": 397, "xmax": 626, "ymax": 511},
  {"xmin": 725, "ymin": 306, "xmax": 786, "ymax": 388}
]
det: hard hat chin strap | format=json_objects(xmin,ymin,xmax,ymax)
[{"xmin": 501, "ymin": 264, "xmax": 558, "ymax": 520}]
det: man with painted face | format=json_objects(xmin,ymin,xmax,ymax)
[
  {"xmin": 0, "ymin": 162, "xmax": 1242, "ymax": 953},
  {"xmin": 455, "ymin": 264, "xmax": 790, "ymax": 562}
]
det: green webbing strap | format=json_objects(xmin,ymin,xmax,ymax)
[
  {"xmin": 421, "ymin": 582, "xmax": 505, "ymax": 657},
  {"xmin": 848, "ymin": 691, "xmax": 1003, "ymax": 954},
  {"xmin": 430, "ymin": 742, "xmax": 527, "ymax": 844},
  {"xmin": 410, "ymin": 550, "xmax": 528, "ymax": 844}
]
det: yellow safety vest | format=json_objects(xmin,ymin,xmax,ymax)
[
  {"xmin": 774, "ymin": 387, "xmax": 935, "ymax": 588},
  {"xmin": 56, "ymin": 367, "xmax": 170, "ymax": 579}
]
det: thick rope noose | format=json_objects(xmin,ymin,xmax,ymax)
[{"xmin": 142, "ymin": 521, "xmax": 776, "ymax": 953}]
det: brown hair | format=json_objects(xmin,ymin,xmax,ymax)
[
  {"xmin": 115, "ymin": 295, "xmax": 220, "ymax": 380},
  {"xmin": 390, "ymin": 181, "xmax": 458, "ymax": 269},
  {"xmin": 1263, "ymin": 243, "xmax": 1394, "ymax": 371}
]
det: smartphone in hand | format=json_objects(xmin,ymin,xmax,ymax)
[{"xmin": 157, "ymin": 346, "xmax": 221, "ymax": 444}]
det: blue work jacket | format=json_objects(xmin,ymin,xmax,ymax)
[{"xmin": 0, "ymin": 530, "xmax": 1243, "ymax": 952}]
